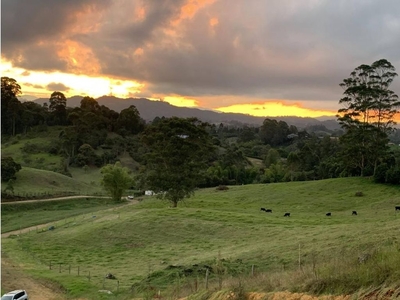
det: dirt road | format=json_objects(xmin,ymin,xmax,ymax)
[{"xmin": 1, "ymin": 255, "xmax": 67, "ymax": 300}]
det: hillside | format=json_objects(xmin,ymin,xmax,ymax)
[
  {"xmin": 2, "ymin": 177, "xmax": 400, "ymax": 299},
  {"xmin": 29, "ymin": 95, "xmax": 341, "ymax": 130},
  {"xmin": 1, "ymin": 167, "xmax": 104, "ymax": 199}
]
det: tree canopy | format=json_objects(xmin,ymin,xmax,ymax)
[
  {"xmin": 101, "ymin": 162, "xmax": 133, "ymax": 202},
  {"xmin": 337, "ymin": 59, "xmax": 400, "ymax": 176},
  {"xmin": 140, "ymin": 117, "xmax": 215, "ymax": 207}
]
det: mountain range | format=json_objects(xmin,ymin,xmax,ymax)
[{"xmin": 28, "ymin": 95, "xmax": 341, "ymax": 131}]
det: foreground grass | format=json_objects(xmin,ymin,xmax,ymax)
[{"xmin": 2, "ymin": 177, "xmax": 400, "ymax": 299}]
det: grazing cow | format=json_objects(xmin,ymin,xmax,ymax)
[
  {"xmin": 284, "ymin": 212, "xmax": 290, "ymax": 217},
  {"xmin": 326, "ymin": 212, "xmax": 331, "ymax": 217},
  {"xmin": 352, "ymin": 211, "xmax": 358, "ymax": 215},
  {"xmin": 260, "ymin": 208, "xmax": 267, "ymax": 212},
  {"xmin": 395, "ymin": 206, "xmax": 400, "ymax": 211},
  {"xmin": 265, "ymin": 209, "xmax": 272, "ymax": 213}
]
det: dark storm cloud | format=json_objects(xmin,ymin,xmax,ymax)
[
  {"xmin": 1, "ymin": 0, "xmax": 111, "ymax": 70},
  {"xmin": 3, "ymin": 0, "xmax": 400, "ymax": 104},
  {"xmin": 46, "ymin": 82, "xmax": 71, "ymax": 92}
]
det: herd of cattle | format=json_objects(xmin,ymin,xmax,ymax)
[{"xmin": 260, "ymin": 206, "xmax": 400, "ymax": 217}]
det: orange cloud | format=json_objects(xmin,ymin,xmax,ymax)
[
  {"xmin": 209, "ymin": 17, "xmax": 219, "ymax": 27},
  {"xmin": 216, "ymin": 101, "xmax": 337, "ymax": 118},
  {"xmin": 172, "ymin": 0, "xmax": 216, "ymax": 26},
  {"xmin": 57, "ymin": 39, "xmax": 101, "ymax": 75}
]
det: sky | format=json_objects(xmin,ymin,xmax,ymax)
[{"xmin": 1, "ymin": 0, "xmax": 400, "ymax": 118}]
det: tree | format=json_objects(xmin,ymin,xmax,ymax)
[
  {"xmin": 337, "ymin": 59, "xmax": 400, "ymax": 176},
  {"xmin": 116, "ymin": 105, "xmax": 144, "ymax": 135},
  {"xmin": 48, "ymin": 91, "xmax": 67, "ymax": 125},
  {"xmin": 1, "ymin": 157, "xmax": 22, "ymax": 182},
  {"xmin": 101, "ymin": 162, "xmax": 133, "ymax": 202},
  {"xmin": 140, "ymin": 117, "xmax": 215, "ymax": 207},
  {"xmin": 1, "ymin": 77, "xmax": 22, "ymax": 136}
]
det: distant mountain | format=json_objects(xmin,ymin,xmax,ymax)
[{"xmin": 31, "ymin": 95, "xmax": 340, "ymax": 130}]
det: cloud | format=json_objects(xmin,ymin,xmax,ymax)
[
  {"xmin": 2, "ymin": 0, "xmax": 400, "ymax": 106},
  {"xmin": 24, "ymin": 83, "xmax": 45, "ymax": 89},
  {"xmin": 46, "ymin": 82, "xmax": 71, "ymax": 92}
]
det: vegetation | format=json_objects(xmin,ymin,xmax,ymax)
[
  {"xmin": 1, "ymin": 156, "xmax": 22, "ymax": 181},
  {"xmin": 338, "ymin": 59, "xmax": 400, "ymax": 177},
  {"xmin": 2, "ymin": 178, "xmax": 400, "ymax": 299},
  {"xmin": 140, "ymin": 117, "xmax": 215, "ymax": 207},
  {"xmin": 100, "ymin": 162, "xmax": 133, "ymax": 202}
]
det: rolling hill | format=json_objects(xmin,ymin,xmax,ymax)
[{"xmin": 28, "ymin": 95, "xmax": 341, "ymax": 130}]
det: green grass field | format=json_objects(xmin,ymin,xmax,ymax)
[
  {"xmin": 2, "ymin": 177, "xmax": 400, "ymax": 299},
  {"xmin": 1, "ymin": 198, "xmax": 125, "ymax": 233},
  {"xmin": 1, "ymin": 167, "xmax": 105, "ymax": 198}
]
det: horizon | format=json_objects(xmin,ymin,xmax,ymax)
[
  {"xmin": 2, "ymin": 1, "xmax": 400, "ymax": 120},
  {"xmin": 21, "ymin": 94, "xmax": 340, "ymax": 121}
]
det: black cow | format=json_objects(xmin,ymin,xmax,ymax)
[
  {"xmin": 265, "ymin": 209, "xmax": 272, "ymax": 213},
  {"xmin": 284, "ymin": 212, "xmax": 290, "ymax": 217},
  {"xmin": 395, "ymin": 206, "xmax": 400, "ymax": 211},
  {"xmin": 260, "ymin": 208, "xmax": 266, "ymax": 212},
  {"xmin": 352, "ymin": 211, "xmax": 358, "ymax": 215},
  {"xmin": 326, "ymin": 212, "xmax": 331, "ymax": 216}
]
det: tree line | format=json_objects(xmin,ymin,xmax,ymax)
[{"xmin": 1, "ymin": 59, "xmax": 400, "ymax": 206}]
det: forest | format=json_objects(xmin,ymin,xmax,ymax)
[{"xmin": 1, "ymin": 59, "xmax": 400, "ymax": 192}]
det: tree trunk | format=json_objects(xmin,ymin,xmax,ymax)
[{"xmin": 171, "ymin": 200, "xmax": 178, "ymax": 208}]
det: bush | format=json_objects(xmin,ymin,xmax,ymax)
[
  {"xmin": 355, "ymin": 191, "xmax": 364, "ymax": 197},
  {"xmin": 216, "ymin": 185, "xmax": 229, "ymax": 191},
  {"xmin": 1, "ymin": 157, "xmax": 22, "ymax": 181}
]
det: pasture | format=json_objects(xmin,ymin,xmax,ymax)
[
  {"xmin": 1, "ymin": 177, "xmax": 400, "ymax": 299},
  {"xmin": 1, "ymin": 167, "xmax": 105, "ymax": 199}
]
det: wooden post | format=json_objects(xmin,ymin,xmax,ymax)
[
  {"xmin": 49, "ymin": 261, "xmax": 52, "ymax": 270},
  {"xmin": 251, "ymin": 264, "xmax": 255, "ymax": 276},
  {"xmin": 78, "ymin": 266, "xmax": 80, "ymax": 276},
  {"xmin": 69, "ymin": 265, "xmax": 71, "ymax": 274},
  {"xmin": 59, "ymin": 263, "xmax": 61, "ymax": 273},
  {"xmin": 205, "ymin": 268, "xmax": 209, "ymax": 290},
  {"xmin": 298, "ymin": 243, "xmax": 301, "ymax": 271},
  {"xmin": 117, "ymin": 280, "xmax": 119, "ymax": 292},
  {"xmin": 103, "ymin": 277, "xmax": 105, "ymax": 289},
  {"xmin": 88, "ymin": 271, "xmax": 91, "ymax": 281}
]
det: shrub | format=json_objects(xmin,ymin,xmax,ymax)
[
  {"xmin": 1, "ymin": 157, "xmax": 22, "ymax": 181},
  {"xmin": 216, "ymin": 185, "xmax": 229, "ymax": 191},
  {"xmin": 355, "ymin": 191, "xmax": 364, "ymax": 197}
]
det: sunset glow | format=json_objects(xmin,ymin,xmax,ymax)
[
  {"xmin": 2, "ymin": 0, "xmax": 400, "ymax": 121},
  {"xmin": 1, "ymin": 59, "xmax": 143, "ymax": 99},
  {"xmin": 216, "ymin": 102, "xmax": 336, "ymax": 118}
]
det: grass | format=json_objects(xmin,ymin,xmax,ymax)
[
  {"xmin": 1, "ymin": 177, "xmax": 400, "ymax": 299},
  {"xmin": 1, "ymin": 198, "xmax": 125, "ymax": 233},
  {"xmin": 2, "ymin": 167, "xmax": 105, "ymax": 198}
]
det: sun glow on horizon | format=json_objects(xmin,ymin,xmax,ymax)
[
  {"xmin": 0, "ymin": 59, "xmax": 144, "ymax": 99},
  {"xmin": 216, "ymin": 102, "xmax": 337, "ymax": 118}
]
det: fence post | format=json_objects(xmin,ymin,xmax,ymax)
[
  {"xmin": 69, "ymin": 265, "xmax": 71, "ymax": 274},
  {"xmin": 78, "ymin": 266, "xmax": 80, "ymax": 276},
  {"xmin": 117, "ymin": 280, "xmax": 119, "ymax": 292},
  {"xmin": 49, "ymin": 261, "xmax": 52, "ymax": 270},
  {"xmin": 251, "ymin": 264, "xmax": 254, "ymax": 276},
  {"xmin": 298, "ymin": 243, "xmax": 301, "ymax": 271},
  {"xmin": 205, "ymin": 268, "xmax": 209, "ymax": 290},
  {"xmin": 88, "ymin": 271, "xmax": 91, "ymax": 281},
  {"xmin": 59, "ymin": 263, "xmax": 61, "ymax": 273}
]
